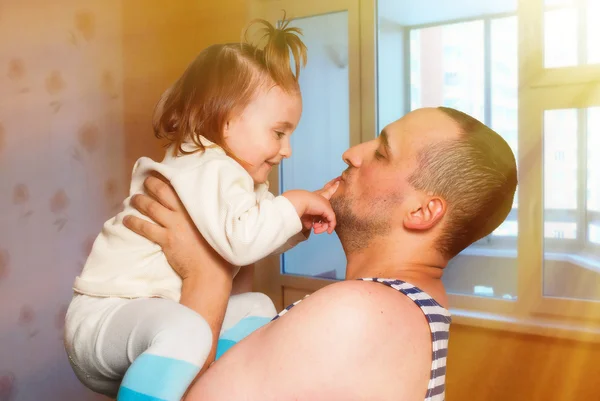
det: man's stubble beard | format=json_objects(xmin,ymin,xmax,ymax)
[{"xmin": 330, "ymin": 190, "xmax": 397, "ymax": 254}]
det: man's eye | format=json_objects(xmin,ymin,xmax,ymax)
[
  {"xmin": 374, "ymin": 150, "xmax": 384, "ymax": 160},
  {"xmin": 275, "ymin": 131, "xmax": 285, "ymax": 138}
]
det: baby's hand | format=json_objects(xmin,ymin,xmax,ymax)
[
  {"xmin": 314, "ymin": 177, "xmax": 341, "ymax": 201},
  {"xmin": 283, "ymin": 188, "xmax": 338, "ymax": 234}
]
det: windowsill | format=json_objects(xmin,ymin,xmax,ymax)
[
  {"xmin": 545, "ymin": 250, "xmax": 600, "ymax": 272},
  {"xmin": 453, "ymin": 247, "xmax": 600, "ymax": 340},
  {"xmin": 462, "ymin": 246, "xmax": 600, "ymax": 272},
  {"xmin": 451, "ymin": 308, "xmax": 600, "ymax": 343},
  {"xmin": 461, "ymin": 246, "xmax": 516, "ymax": 259}
]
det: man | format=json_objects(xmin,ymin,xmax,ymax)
[{"xmin": 124, "ymin": 107, "xmax": 517, "ymax": 400}]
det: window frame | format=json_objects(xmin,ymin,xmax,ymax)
[
  {"xmin": 523, "ymin": 89, "xmax": 600, "ymax": 321},
  {"xmin": 407, "ymin": 12, "xmax": 521, "ymax": 244},
  {"xmin": 397, "ymin": 0, "xmax": 600, "ymax": 329},
  {"xmin": 519, "ymin": 0, "xmax": 600, "ymax": 323}
]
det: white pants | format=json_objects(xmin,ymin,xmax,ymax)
[{"xmin": 64, "ymin": 292, "xmax": 276, "ymax": 399}]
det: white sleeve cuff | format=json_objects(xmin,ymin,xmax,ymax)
[{"xmin": 272, "ymin": 195, "xmax": 303, "ymax": 238}]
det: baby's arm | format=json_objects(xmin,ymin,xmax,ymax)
[
  {"xmin": 257, "ymin": 190, "xmax": 310, "ymax": 256},
  {"xmin": 170, "ymin": 159, "xmax": 304, "ymax": 266},
  {"xmin": 257, "ymin": 178, "xmax": 340, "ymax": 255}
]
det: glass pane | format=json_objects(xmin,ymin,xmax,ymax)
[
  {"xmin": 377, "ymin": 14, "xmax": 409, "ymax": 130},
  {"xmin": 544, "ymin": 222, "xmax": 577, "ymax": 239},
  {"xmin": 588, "ymin": 0, "xmax": 600, "ymax": 64},
  {"xmin": 587, "ymin": 107, "xmax": 600, "ymax": 250},
  {"xmin": 280, "ymin": 11, "xmax": 349, "ymax": 280},
  {"xmin": 491, "ymin": 16, "xmax": 519, "ymax": 237},
  {"xmin": 445, "ymin": 251, "xmax": 518, "ymax": 300},
  {"xmin": 410, "ymin": 21, "xmax": 485, "ymax": 121},
  {"xmin": 427, "ymin": 17, "xmax": 518, "ymax": 299},
  {"xmin": 544, "ymin": 109, "xmax": 578, "ymax": 210},
  {"xmin": 590, "ymin": 224, "xmax": 600, "ymax": 244},
  {"xmin": 493, "ymin": 221, "xmax": 518, "ymax": 237},
  {"xmin": 410, "ymin": 30, "xmax": 422, "ymax": 112},
  {"xmin": 589, "ymin": 107, "xmax": 600, "ymax": 212},
  {"xmin": 545, "ymin": 0, "xmax": 575, "ymax": 6},
  {"xmin": 544, "ymin": 8, "xmax": 578, "ymax": 68},
  {"xmin": 544, "ymin": 108, "xmax": 600, "ymax": 301}
]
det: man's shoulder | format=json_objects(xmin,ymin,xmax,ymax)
[
  {"xmin": 264, "ymin": 280, "xmax": 433, "ymax": 399},
  {"xmin": 195, "ymin": 280, "xmax": 435, "ymax": 401},
  {"xmin": 283, "ymin": 280, "xmax": 430, "ymax": 340}
]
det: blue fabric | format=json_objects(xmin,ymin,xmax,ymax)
[
  {"xmin": 118, "ymin": 354, "xmax": 199, "ymax": 401},
  {"xmin": 215, "ymin": 339, "xmax": 236, "ymax": 360},
  {"xmin": 220, "ymin": 316, "xmax": 272, "ymax": 342},
  {"xmin": 117, "ymin": 386, "xmax": 166, "ymax": 401},
  {"xmin": 215, "ymin": 316, "xmax": 272, "ymax": 360}
]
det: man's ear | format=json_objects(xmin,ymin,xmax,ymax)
[{"xmin": 403, "ymin": 196, "xmax": 446, "ymax": 231}]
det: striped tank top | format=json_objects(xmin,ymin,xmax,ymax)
[{"xmin": 272, "ymin": 278, "xmax": 452, "ymax": 401}]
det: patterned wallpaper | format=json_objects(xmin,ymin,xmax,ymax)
[{"xmin": 0, "ymin": 1, "xmax": 125, "ymax": 400}]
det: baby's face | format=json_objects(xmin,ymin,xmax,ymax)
[{"xmin": 224, "ymin": 85, "xmax": 302, "ymax": 184}]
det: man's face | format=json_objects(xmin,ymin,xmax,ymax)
[{"xmin": 330, "ymin": 108, "xmax": 458, "ymax": 252}]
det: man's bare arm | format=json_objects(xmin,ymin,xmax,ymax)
[{"xmin": 231, "ymin": 264, "xmax": 255, "ymax": 295}]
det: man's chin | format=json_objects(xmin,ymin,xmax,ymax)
[
  {"xmin": 330, "ymin": 198, "xmax": 341, "ymax": 215},
  {"xmin": 330, "ymin": 189, "xmax": 345, "ymax": 202}
]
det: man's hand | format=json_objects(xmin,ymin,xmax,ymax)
[
  {"xmin": 123, "ymin": 174, "xmax": 233, "ymax": 282},
  {"xmin": 122, "ymin": 173, "xmax": 234, "ymax": 374}
]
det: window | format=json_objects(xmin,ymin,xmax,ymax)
[
  {"xmin": 279, "ymin": 11, "xmax": 350, "ymax": 281},
  {"xmin": 408, "ymin": 16, "xmax": 519, "ymax": 298},
  {"xmin": 410, "ymin": 21, "xmax": 485, "ymax": 121},
  {"xmin": 410, "ymin": 16, "xmax": 519, "ymax": 241},
  {"xmin": 378, "ymin": 0, "xmax": 600, "ymax": 327},
  {"xmin": 543, "ymin": 107, "xmax": 600, "ymax": 300},
  {"xmin": 544, "ymin": 0, "xmax": 600, "ymax": 68}
]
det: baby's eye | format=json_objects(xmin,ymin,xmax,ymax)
[
  {"xmin": 275, "ymin": 131, "xmax": 285, "ymax": 139},
  {"xmin": 374, "ymin": 149, "xmax": 384, "ymax": 160}
]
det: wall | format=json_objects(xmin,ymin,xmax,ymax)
[
  {"xmin": 0, "ymin": 1, "xmax": 247, "ymax": 400},
  {"xmin": 122, "ymin": 0, "xmax": 249, "ymax": 173},
  {"xmin": 446, "ymin": 324, "xmax": 600, "ymax": 401},
  {"xmin": 0, "ymin": 1, "xmax": 125, "ymax": 400}
]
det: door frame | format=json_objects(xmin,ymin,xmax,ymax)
[{"xmin": 247, "ymin": 0, "xmax": 378, "ymax": 309}]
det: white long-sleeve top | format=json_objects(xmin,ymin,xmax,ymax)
[{"xmin": 73, "ymin": 137, "xmax": 305, "ymax": 302}]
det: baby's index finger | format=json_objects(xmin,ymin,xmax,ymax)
[
  {"xmin": 325, "ymin": 176, "xmax": 341, "ymax": 187},
  {"xmin": 321, "ymin": 181, "xmax": 340, "ymax": 199}
]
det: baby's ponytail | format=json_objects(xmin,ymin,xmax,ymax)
[{"xmin": 246, "ymin": 12, "xmax": 307, "ymax": 89}]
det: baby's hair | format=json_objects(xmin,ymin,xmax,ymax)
[
  {"xmin": 248, "ymin": 12, "xmax": 307, "ymax": 87},
  {"xmin": 152, "ymin": 12, "xmax": 307, "ymax": 163}
]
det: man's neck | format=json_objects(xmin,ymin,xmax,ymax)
[{"xmin": 343, "ymin": 237, "xmax": 446, "ymax": 282}]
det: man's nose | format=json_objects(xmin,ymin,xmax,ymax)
[{"xmin": 342, "ymin": 145, "xmax": 362, "ymax": 168}]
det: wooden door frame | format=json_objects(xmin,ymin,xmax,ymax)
[{"xmin": 247, "ymin": 0, "xmax": 378, "ymax": 309}]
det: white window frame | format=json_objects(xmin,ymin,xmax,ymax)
[
  {"xmin": 517, "ymin": 0, "xmax": 600, "ymax": 326},
  {"xmin": 393, "ymin": 0, "xmax": 600, "ymax": 339}
]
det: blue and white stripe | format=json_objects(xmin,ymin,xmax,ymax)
[{"xmin": 367, "ymin": 278, "xmax": 451, "ymax": 401}]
